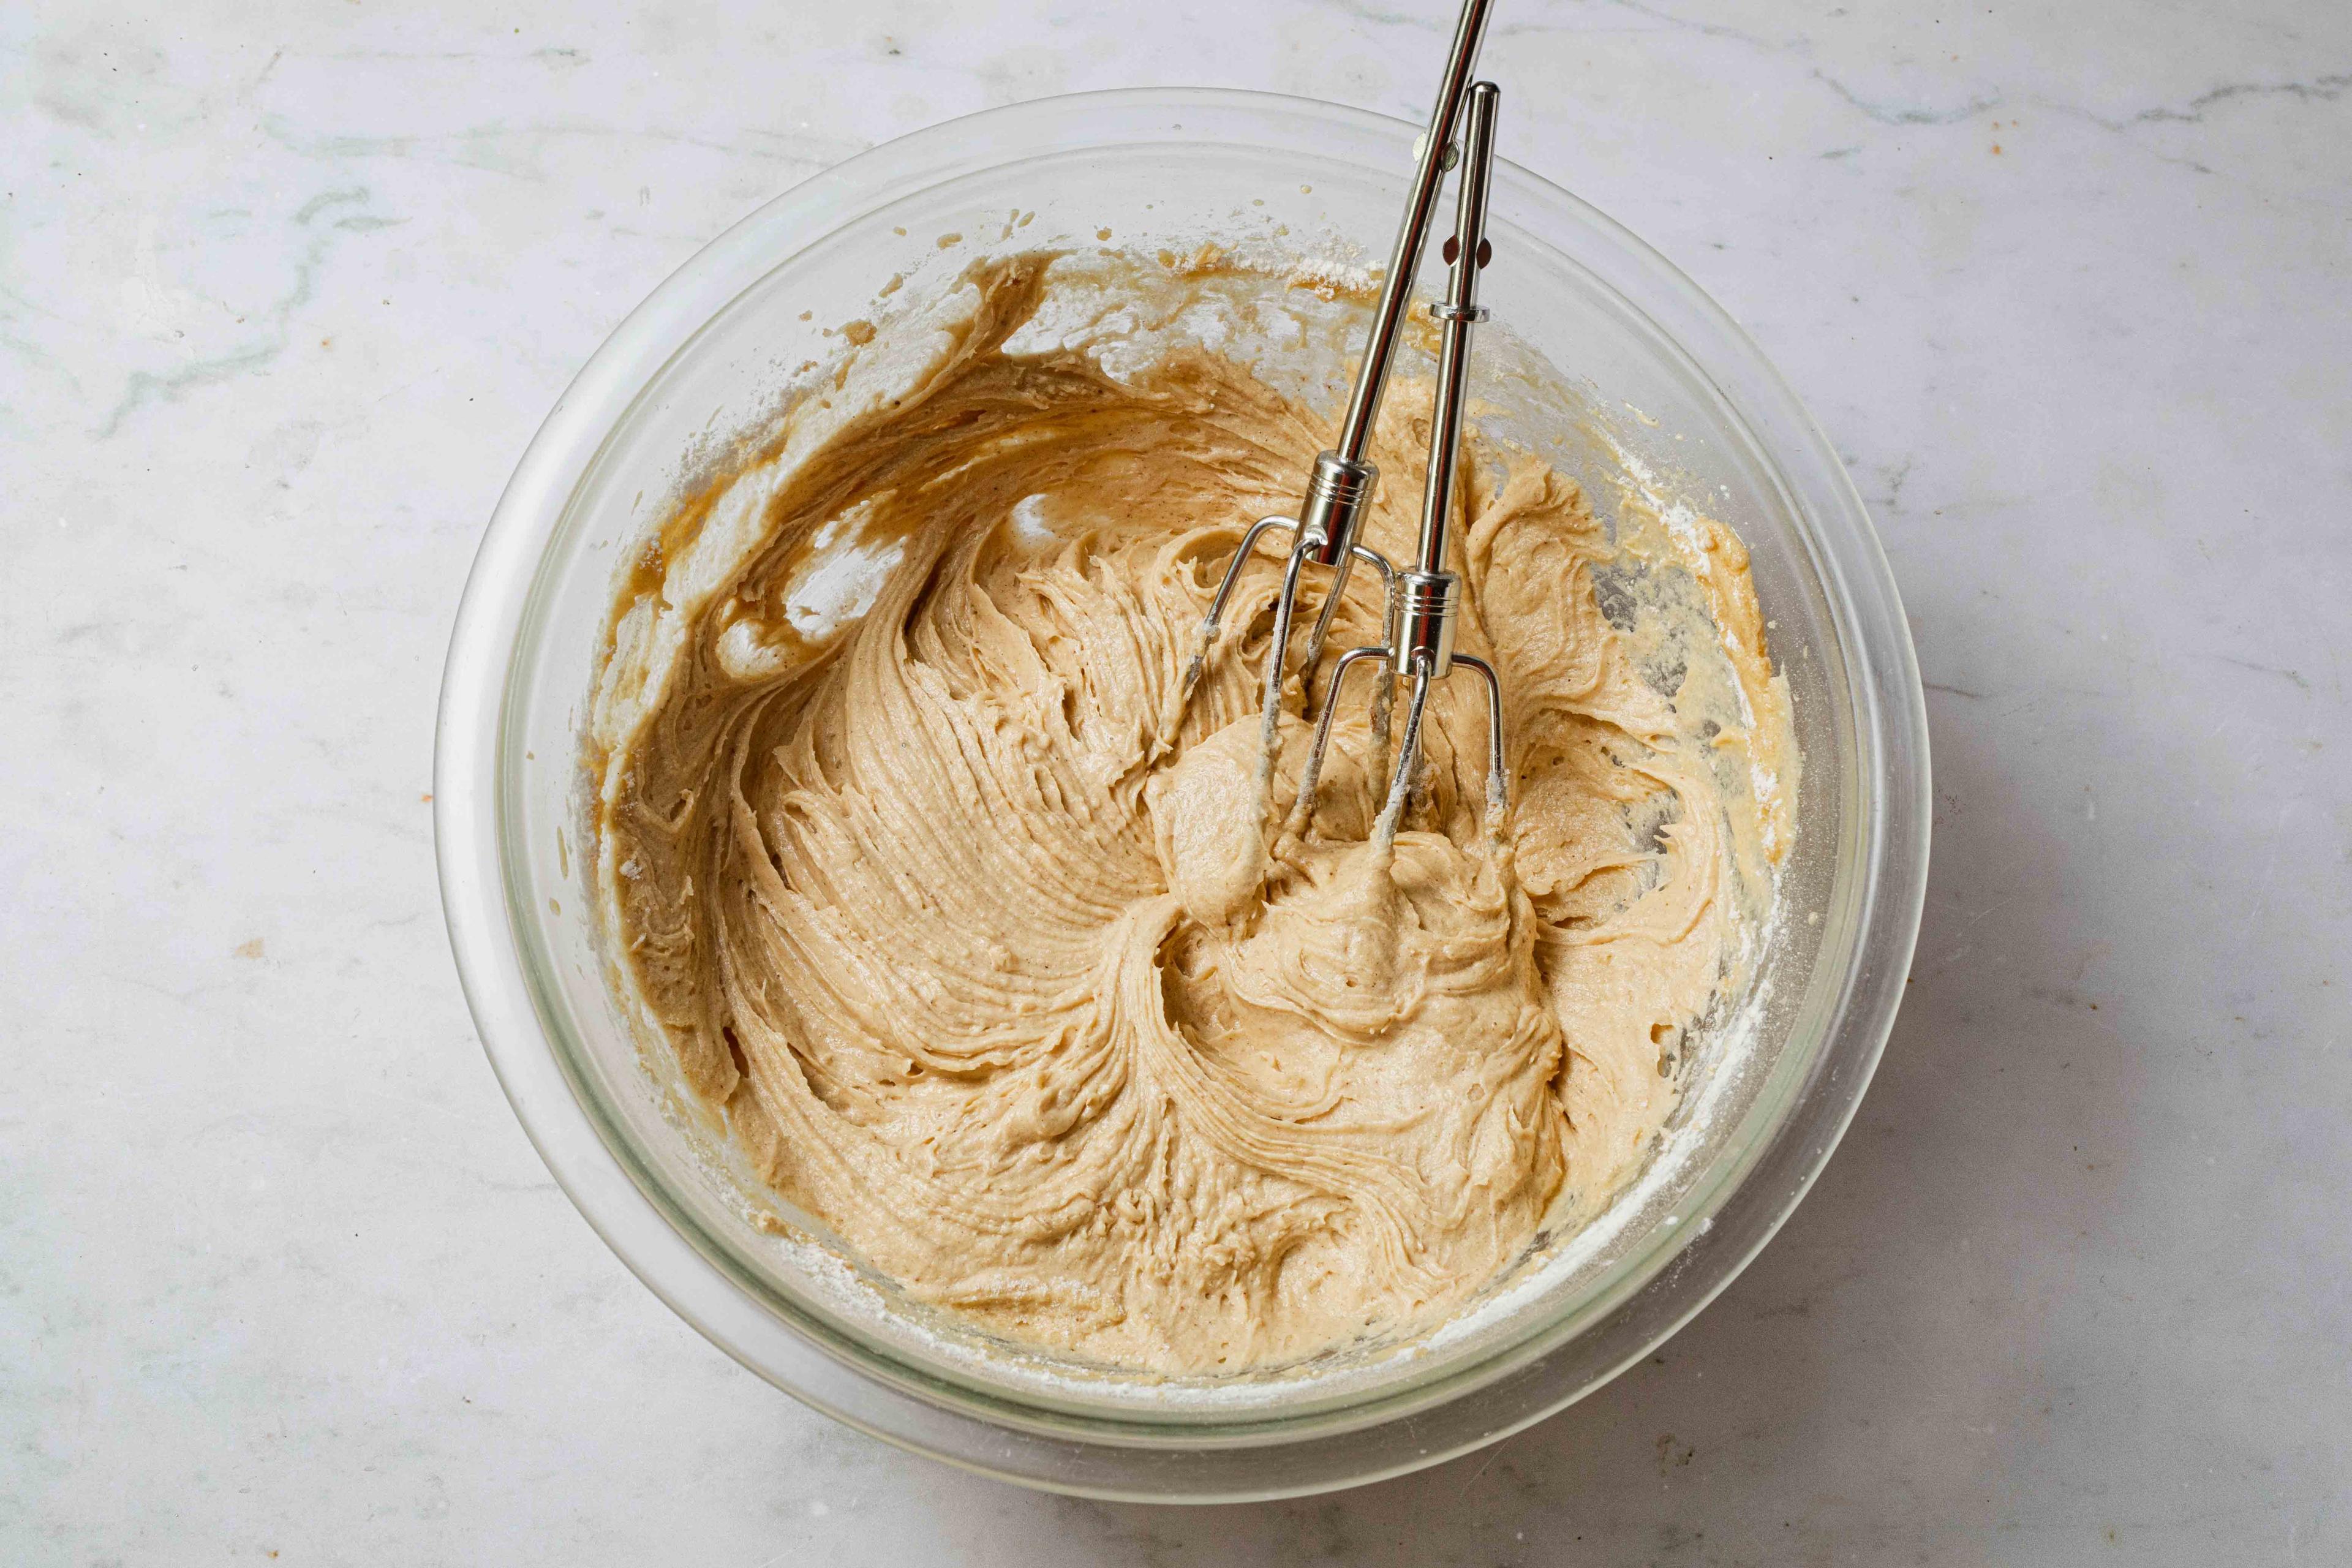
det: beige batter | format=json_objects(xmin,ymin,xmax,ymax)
[{"xmin": 590, "ymin": 251, "xmax": 1793, "ymax": 1374}]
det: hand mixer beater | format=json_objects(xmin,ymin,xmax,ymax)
[
  {"xmin": 1292, "ymin": 79, "xmax": 1509, "ymax": 848},
  {"xmin": 1184, "ymin": 2, "xmax": 1510, "ymax": 848}
]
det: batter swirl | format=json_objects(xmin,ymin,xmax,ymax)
[{"xmin": 590, "ymin": 253, "xmax": 1792, "ymax": 1372}]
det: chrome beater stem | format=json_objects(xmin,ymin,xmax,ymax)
[
  {"xmin": 1181, "ymin": 0, "xmax": 1498, "ymax": 718},
  {"xmin": 1292, "ymin": 80, "xmax": 1510, "ymax": 846}
]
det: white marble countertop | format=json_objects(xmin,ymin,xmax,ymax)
[{"xmin": 7, "ymin": 0, "xmax": 2348, "ymax": 1559}]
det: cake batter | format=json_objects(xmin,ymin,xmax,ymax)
[{"xmin": 589, "ymin": 251, "xmax": 1792, "ymax": 1373}]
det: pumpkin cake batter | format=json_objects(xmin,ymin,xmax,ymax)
[{"xmin": 589, "ymin": 251, "xmax": 1793, "ymax": 1374}]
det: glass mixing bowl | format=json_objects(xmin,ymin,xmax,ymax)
[{"xmin": 435, "ymin": 88, "xmax": 1929, "ymax": 1500}]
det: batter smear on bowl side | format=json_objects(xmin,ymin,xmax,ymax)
[{"xmin": 589, "ymin": 252, "xmax": 1795, "ymax": 1373}]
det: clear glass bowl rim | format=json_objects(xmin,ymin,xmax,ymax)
[{"xmin": 434, "ymin": 85, "xmax": 1931, "ymax": 1501}]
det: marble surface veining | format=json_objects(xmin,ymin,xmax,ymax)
[{"xmin": 4, "ymin": 0, "xmax": 2348, "ymax": 1561}]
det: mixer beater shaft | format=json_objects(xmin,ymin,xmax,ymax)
[
  {"xmin": 1290, "ymin": 80, "xmax": 1509, "ymax": 847},
  {"xmin": 1180, "ymin": 0, "xmax": 1500, "ymax": 726}
]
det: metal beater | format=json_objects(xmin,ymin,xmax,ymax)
[
  {"xmin": 1291, "ymin": 80, "xmax": 1509, "ymax": 847},
  {"xmin": 1181, "ymin": 0, "xmax": 1499, "ymax": 775}
]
